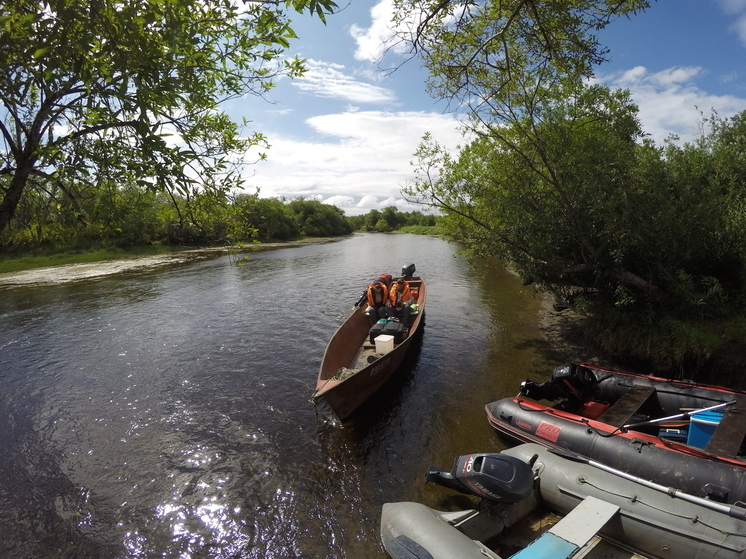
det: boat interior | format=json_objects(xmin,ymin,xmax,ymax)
[
  {"xmin": 327, "ymin": 278, "xmax": 423, "ymax": 382},
  {"xmin": 522, "ymin": 364, "xmax": 746, "ymax": 459},
  {"xmin": 589, "ymin": 384, "xmax": 746, "ymax": 460},
  {"xmin": 348, "ymin": 278, "xmax": 423, "ymax": 370}
]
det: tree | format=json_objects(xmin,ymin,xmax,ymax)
[
  {"xmin": 409, "ymin": 88, "xmax": 746, "ymax": 312},
  {"xmin": 373, "ymin": 218, "xmax": 391, "ymax": 232},
  {"xmin": 393, "ymin": 0, "xmax": 746, "ymax": 368},
  {"xmin": 0, "ymin": 0, "xmax": 336, "ymax": 234},
  {"xmin": 407, "ymin": 84, "xmax": 654, "ymax": 296},
  {"xmin": 381, "ymin": 206, "xmax": 401, "ymax": 229},
  {"xmin": 287, "ymin": 198, "xmax": 352, "ymax": 236},
  {"xmin": 365, "ymin": 209, "xmax": 382, "ymax": 230},
  {"xmin": 395, "ymin": 0, "xmax": 658, "ymax": 305},
  {"xmin": 392, "ymin": 0, "xmax": 649, "ymax": 113},
  {"xmin": 234, "ymin": 194, "xmax": 299, "ymax": 241}
]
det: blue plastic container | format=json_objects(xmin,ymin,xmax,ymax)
[{"xmin": 687, "ymin": 410, "xmax": 724, "ymax": 448}]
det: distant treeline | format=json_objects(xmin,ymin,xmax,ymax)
[
  {"xmin": 0, "ymin": 185, "xmax": 439, "ymax": 255},
  {"xmin": 347, "ymin": 206, "xmax": 440, "ymax": 232}
]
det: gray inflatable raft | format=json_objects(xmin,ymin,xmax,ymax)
[{"xmin": 381, "ymin": 443, "xmax": 746, "ymax": 559}]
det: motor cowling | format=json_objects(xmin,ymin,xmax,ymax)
[
  {"xmin": 520, "ymin": 363, "xmax": 598, "ymax": 403},
  {"xmin": 401, "ymin": 263, "xmax": 416, "ymax": 279},
  {"xmin": 425, "ymin": 453, "xmax": 535, "ymax": 503}
]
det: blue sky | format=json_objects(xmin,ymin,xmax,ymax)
[{"xmin": 227, "ymin": 0, "xmax": 746, "ymax": 216}]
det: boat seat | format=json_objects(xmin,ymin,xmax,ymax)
[
  {"xmin": 596, "ymin": 385, "xmax": 656, "ymax": 429},
  {"xmin": 509, "ymin": 496, "xmax": 619, "ymax": 559},
  {"xmin": 704, "ymin": 404, "xmax": 746, "ymax": 459}
]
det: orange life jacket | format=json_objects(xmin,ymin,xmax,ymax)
[
  {"xmin": 376, "ymin": 273, "xmax": 392, "ymax": 287},
  {"xmin": 389, "ymin": 280, "xmax": 411, "ymax": 306},
  {"xmin": 366, "ymin": 281, "xmax": 389, "ymax": 306}
]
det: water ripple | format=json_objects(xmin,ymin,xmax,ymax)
[{"xmin": 0, "ymin": 234, "xmax": 550, "ymax": 558}]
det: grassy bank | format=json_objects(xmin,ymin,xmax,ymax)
[{"xmin": 394, "ymin": 225, "xmax": 445, "ymax": 235}]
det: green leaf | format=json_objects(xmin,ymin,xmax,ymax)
[{"xmin": 0, "ymin": 0, "xmax": 334, "ymax": 236}]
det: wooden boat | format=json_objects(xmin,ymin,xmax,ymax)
[
  {"xmin": 312, "ymin": 267, "xmax": 426, "ymax": 421},
  {"xmin": 381, "ymin": 443, "xmax": 746, "ymax": 559},
  {"xmin": 485, "ymin": 363, "xmax": 746, "ymax": 505}
]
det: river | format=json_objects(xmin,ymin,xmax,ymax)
[{"xmin": 0, "ymin": 233, "xmax": 568, "ymax": 558}]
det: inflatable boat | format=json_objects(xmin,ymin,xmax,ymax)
[
  {"xmin": 380, "ymin": 443, "xmax": 746, "ymax": 559},
  {"xmin": 486, "ymin": 363, "xmax": 746, "ymax": 504}
]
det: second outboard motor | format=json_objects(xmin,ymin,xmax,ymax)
[
  {"xmin": 425, "ymin": 452, "xmax": 535, "ymax": 503},
  {"xmin": 520, "ymin": 363, "xmax": 598, "ymax": 404},
  {"xmin": 401, "ymin": 263, "xmax": 416, "ymax": 279}
]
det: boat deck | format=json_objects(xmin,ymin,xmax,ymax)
[
  {"xmin": 493, "ymin": 510, "xmax": 647, "ymax": 559},
  {"xmin": 347, "ymin": 312, "xmax": 419, "ymax": 372},
  {"xmin": 350, "ymin": 342, "xmax": 382, "ymax": 370},
  {"xmin": 597, "ymin": 385, "xmax": 656, "ymax": 428}
]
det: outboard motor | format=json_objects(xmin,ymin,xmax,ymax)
[
  {"xmin": 425, "ymin": 452, "xmax": 535, "ymax": 503},
  {"xmin": 520, "ymin": 363, "xmax": 598, "ymax": 404},
  {"xmin": 401, "ymin": 263, "xmax": 416, "ymax": 279}
]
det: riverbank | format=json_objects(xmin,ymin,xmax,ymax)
[
  {"xmin": 0, "ymin": 238, "xmax": 338, "ymax": 287},
  {"xmin": 537, "ymin": 293, "xmax": 621, "ymax": 370},
  {"xmin": 537, "ymin": 288, "xmax": 746, "ymax": 388}
]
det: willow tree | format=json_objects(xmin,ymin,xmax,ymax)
[
  {"xmin": 393, "ymin": 1, "xmax": 657, "ymax": 298},
  {"xmin": 397, "ymin": 1, "xmax": 746, "ymax": 369},
  {"xmin": 391, "ymin": 0, "xmax": 650, "ymax": 112},
  {"xmin": 405, "ymin": 85, "xmax": 659, "ymax": 301},
  {"xmin": 0, "ymin": 0, "xmax": 336, "ymax": 234}
]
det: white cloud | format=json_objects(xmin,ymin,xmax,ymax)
[
  {"xmin": 647, "ymin": 66, "xmax": 703, "ymax": 87},
  {"xmin": 718, "ymin": 0, "xmax": 746, "ymax": 9},
  {"xmin": 716, "ymin": 0, "xmax": 746, "ymax": 45},
  {"xmin": 241, "ymin": 110, "xmax": 464, "ymax": 215},
  {"xmin": 350, "ymin": 0, "xmax": 410, "ymax": 63},
  {"xmin": 267, "ymin": 108, "xmax": 294, "ymax": 116},
  {"xmin": 322, "ymin": 194, "xmax": 355, "ymax": 207},
  {"xmin": 247, "ymin": 65, "xmax": 746, "ymax": 216},
  {"xmin": 292, "ymin": 59, "xmax": 397, "ymax": 104},
  {"xmin": 357, "ymin": 195, "xmax": 380, "ymax": 208},
  {"xmin": 601, "ymin": 65, "xmax": 746, "ymax": 143}
]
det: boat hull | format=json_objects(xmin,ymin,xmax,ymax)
[
  {"xmin": 486, "ymin": 396, "xmax": 746, "ymax": 504},
  {"xmin": 313, "ymin": 277, "xmax": 426, "ymax": 421},
  {"xmin": 507, "ymin": 444, "xmax": 746, "ymax": 558},
  {"xmin": 316, "ymin": 332, "xmax": 418, "ymax": 420}
]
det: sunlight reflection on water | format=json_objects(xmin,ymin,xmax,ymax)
[{"xmin": 0, "ymin": 234, "xmax": 554, "ymax": 558}]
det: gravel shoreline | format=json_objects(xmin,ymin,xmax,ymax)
[{"xmin": 0, "ymin": 239, "xmax": 335, "ymax": 287}]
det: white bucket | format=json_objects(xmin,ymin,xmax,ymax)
[{"xmin": 375, "ymin": 334, "xmax": 395, "ymax": 354}]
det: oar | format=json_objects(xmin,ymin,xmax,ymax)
[
  {"xmin": 623, "ymin": 400, "xmax": 736, "ymax": 430},
  {"xmin": 549, "ymin": 447, "xmax": 746, "ymax": 521}
]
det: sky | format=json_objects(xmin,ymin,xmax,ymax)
[{"xmin": 225, "ymin": 0, "xmax": 746, "ymax": 216}]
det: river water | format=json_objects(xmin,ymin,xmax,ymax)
[{"xmin": 0, "ymin": 233, "xmax": 567, "ymax": 558}]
